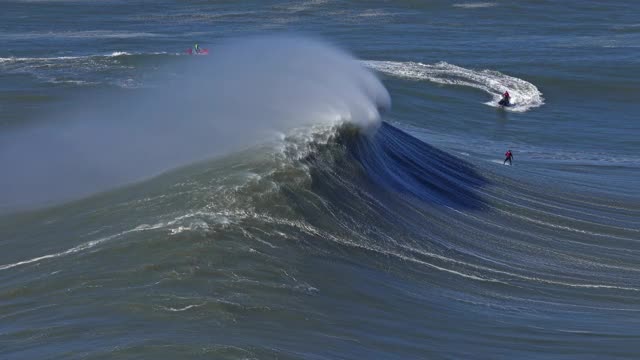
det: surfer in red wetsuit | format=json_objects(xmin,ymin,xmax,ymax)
[
  {"xmin": 498, "ymin": 91, "xmax": 511, "ymax": 106},
  {"xmin": 502, "ymin": 91, "xmax": 511, "ymax": 105},
  {"xmin": 503, "ymin": 149, "xmax": 513, "ymax": 165}
]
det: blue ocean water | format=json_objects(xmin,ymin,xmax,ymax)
[{"xmin": 1, "ymin": 1, "xmax": 639, "ymax": 359}]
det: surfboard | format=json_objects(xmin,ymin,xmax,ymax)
[{"xmin": 490, "ymin": 159, "xmax": 512, "ymax": 166}]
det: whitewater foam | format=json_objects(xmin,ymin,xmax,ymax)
[
  {"xmin": 159, "ymin": 303, "xmax": 206, "ymax": 312},
  {"xmin": 108, "ymin": 51, "xmax": 132, "ymax": 57},
  {"xmin": 0, "ymin": 51, "xmax": 165, "ymax": 64},
  {"xmin": 282, "ymin": 0, "xmax": 330, "ymax": 13},
  {"xmin": 453, "ymin": 2, "xmax": 497, "ymax": 9},
  {"xmin": 0, "ymin": 216, "xmax": 188, "ymax": 271},
  {"xmin": 0, "ymin": 56, "xmax": 82, "ymax": 64},
  {"xmin": 364, "ymin": 60, "xmax": 544, "ymax": 112}
]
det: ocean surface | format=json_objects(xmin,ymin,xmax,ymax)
[{"xmin": 1, "ymin": 1, "xmax": 640, "ymax": 359}]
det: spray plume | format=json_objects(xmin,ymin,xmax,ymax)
[{"xmin": 0, "ymin": 35, "xmax": 390, "ymax": 211}]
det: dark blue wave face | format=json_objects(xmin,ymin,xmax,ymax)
[{"xmin": 342, "ymin": 122, "xmax": 489, "ymax": 210}]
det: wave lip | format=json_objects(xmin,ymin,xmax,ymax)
[{"xmin": 365, "ymin": 60, "xmax": 544, "ymax": 112}]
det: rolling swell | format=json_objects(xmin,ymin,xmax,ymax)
[
  {"xmin": 279, "ymin": 123, "xmax": 640, "ymax": 358},
  {"xmin": 1, "ymin": 121, "xmax": 640, "ymax": 358},
  {"xmin": 3, "ymin": 0, "xmax": 640, "ymax": 358},
  {"xmin": 290, "ymin": 123, "xmax": 639, "ymax": 288}
]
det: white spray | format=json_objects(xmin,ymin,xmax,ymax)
[{"xmin": 0, "ymin": 35, "xmax": 390, "ymax": 211}]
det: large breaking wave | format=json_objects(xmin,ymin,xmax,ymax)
[
  {"xmin": 1, "ymin": 118, "xmax": 638, "ymax": 358},
  {"xmin": 0, "ymin": 35, "xmax": 389, "ymax": 211}
]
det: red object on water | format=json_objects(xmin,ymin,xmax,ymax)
[{"xmin": 186, "ymin": 48, "xmax": 209, "ymax": 55}]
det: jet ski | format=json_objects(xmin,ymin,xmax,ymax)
[
  {"xmin": 498, "ymin": 98, "xmax": 511, "ymax": 107},
  {"xmin": 186, "ymin": 48, "xmax": 209, "ymax": 55}
]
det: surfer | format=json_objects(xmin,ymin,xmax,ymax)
[
  {"xmin": 499, "ymin": 91, "xmax": 511, "ymax": 106},
  {"xmin": 194, "ymin": 43, "xmax": 200, "ymax": 54},
  {"xmin": 503, "ymin": 149, "xmax": 513, "ymax": 165}
]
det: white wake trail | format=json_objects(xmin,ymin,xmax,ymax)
[{"xmin": 364, "ymin": 60, "xmax": 544, "ymax": 112}]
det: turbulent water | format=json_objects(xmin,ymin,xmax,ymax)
[{"xmin": 1, "ymin": 1, "xmax": 640, "ymax": 359}]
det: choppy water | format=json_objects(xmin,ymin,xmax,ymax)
[{"xmin": 1, "ymin": 1, "xmax": 639, "ymax": 359}]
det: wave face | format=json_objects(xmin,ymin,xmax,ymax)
[{"xmin": 2, "ymin": 122, "xmax": 639, "ymax": 359}]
